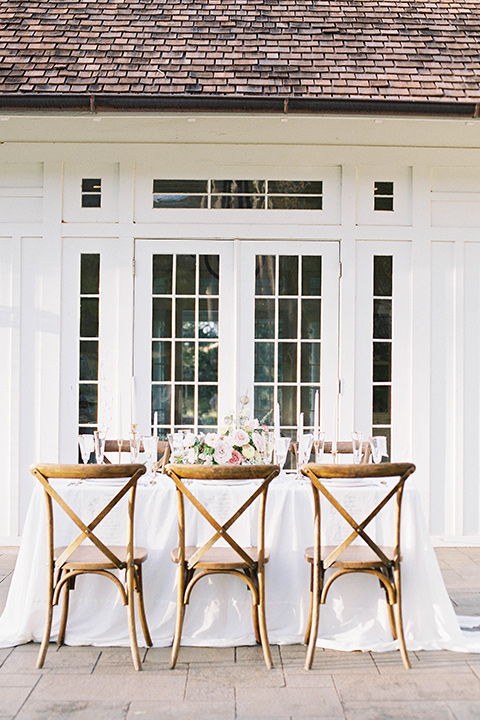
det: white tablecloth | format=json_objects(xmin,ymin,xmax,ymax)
[{"xmin": 1, "ymin": 472, "xmax": 479, "ymax": 653}]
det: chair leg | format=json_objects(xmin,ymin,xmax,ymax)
[
  {"xmin": 393, "ymin": 566, "xmax": 411, "ymax": 670},
  {"xmin": 170, "ymin": 565, "xmax": 188, "ymax": 669},
  {"xmin": 57, "ymin": 575, "xmax": 72, "ymax": 647},
  {"xmin": 37, "ymin": 575, "xmax": 55, "ymax": 669},
  {"xmin": 305, "ymin": 563, "xmax": 321, "ymax": 670},
  {"xmin": 257, "ymin": 568, "xmax": 273, "ymax": 670},
  {"xmin": 134, "ymin": 564, "xmax": 153, "ymax": 647},
  {"xmin": 126, "ymin": 565, "xmax": 142, "ymax": 671},
  {"xmin": 304, "ymin": 565, "xmax": 314, "ymax": 645}
]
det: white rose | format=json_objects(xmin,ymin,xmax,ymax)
[
  {"xmin": 214, "ymin": 440, "xmax": 233, "ymax": 464},
  {"xmin": 231, "ymin": 429, "xmax": 250, "ymax": 446}
]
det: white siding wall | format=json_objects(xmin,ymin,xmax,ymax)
[{"xmin": 1, "ymin": 121, "xmax": 480, "ymax": 543}]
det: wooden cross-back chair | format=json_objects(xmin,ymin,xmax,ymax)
[
  {"xmin": 30, "ymin": 463, "xmax": 152, "ymax": 671},
  {"xmin": 301, "ymin": 462, "xmax": 416, "ymax": 670},
  {"xmin": 103, "ymin": 439, "xmax": 170, "ymax": 469},
  {"xmin": 165, "ymin": 463, "xmax": 280, "ymax": 669}
]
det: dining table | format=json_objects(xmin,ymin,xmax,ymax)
[{"xmin": 1, "ymin": 468, "xmax": 480, "ymax": 655}]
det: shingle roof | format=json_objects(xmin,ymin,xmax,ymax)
[{"xmin": 1, "ymin": 0, "xmax": 480, "ymax": 104}]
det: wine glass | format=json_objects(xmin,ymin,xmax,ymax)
[
  {"xmin": 274, "ymin": 436, "xmax": 291, "ymax": 471},
  {"xmin": 129, "ymin": 431, "xmax": 141, "ymax": 462},
  {"xmin": 351, "ymin": 431, "xmax": 364, "ymax": 464},
  {"xmin": 142, "ymin": 436, "xmax": 158, "ymax": 478},
  {"xmin": 314, "ymin": 431, "xmax": 325, "ymax": 462},
  {"xmin": 297, "ymin": 433, "xmax": 314, "ymax": 481},
  {"xmin": 78, "ymin": 434, "xmax": 94, "ymax": 464},
  {"xmin": 93, "ymin": 430, "xmax": 106, "ymax": 464}
]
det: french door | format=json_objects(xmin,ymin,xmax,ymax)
[{"xmin": 133, "ymin": 239, "xmax": 340, "ymax": 440}]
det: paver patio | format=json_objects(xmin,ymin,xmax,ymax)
[{"xmin": 0, "ymin": 546, "xmax": 479, "ymax": 719}]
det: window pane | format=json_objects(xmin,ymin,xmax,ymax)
[
  {"xmin": 373, "ymin": 386, "xmax": 391, "ymax": 425},
  {"xmin": 301, "ymin": 299, "xmax": 321, "ymax": 339},
  {"xmin": 153, "ymin": 195, "xmax": 206, "ymax": 209},
  {"xmin": 278, "ymin": 298, "xmax": 297, "ymax": 339},
  {"xmin": 278, "ymin": 385, "xmax": 297, "ymax": 426},
  {"xmin": 268, "ymin": 196, "xmax": 322, "ymax": 210},
  {"xmin": 254, "ymin": 385, "xmax": 274, "ymax": 425},
  {"xmin": 152, "ymin": 385, "xmax": 171, "ymax": 426},
  {"xmin": 255, "ymin": 298, "xmax": 275, "ymax": 339},
  {"xmin": 79, "ymin": 341, "xmax": 98, "ymax": 381},
  {"xmin": 152, "ymin": 341, "xmax": 172, "ymax": 382},
  {"xmin": 374, "ymin": 196, "xmax": 394, "ymax": 211},
  {"xmin": 199, "ymin": 298, "xmax": 218, "ymax": 338},
  {"xmin": 79, "ymin": 384, "xmax": 98, "ymax": 424},
  {"xmin": 374, "ymin": 181, "xmax": 394, "ymax": 196},
  {"xmin": 302, "ymin": 256, "xmax": 322, "ymax": 296},
  {"xmin": 198, "ymin": 386, "xmax": 217, "ymax": 426},
  {"xmin": 211, "ymin": 180, "xmax": 265, "ymax": 194},
  {"xmin": 175, "ymin": 341, "xmax": 195, "ymax": 381},
  {"xmin": 176, "ymin": 255, "xmax": 196, "ymax": 295},
  {"xmin": 255, "ymin": 256, "xmax": 275, "ymax": 295},
  {"xmin": 175, "ymin": 385, "xmax": 194, "ymax": 425},
  {"xmin": 198, "ymin": 342, "xmax": 218, "ymax": 382},
  {"xmin": 199, "ymin": 255, "xmax": 219, "ymax": 295},
  {"xmin": 175, "ymin": 298, "xmax": 195, "ymax": 338},
  {"xmin": 279, "ymin": 256, "xmax": 298, "ymax": 295},
  {"xmin": 269, "ymin": 180, "xmax": 323, "ymax": 195},
  {"xmin": 301, "ymin": 342, "xmax": 321, "ymax": 383},
  {"xmin": 278, "ymin": 342, "xmax": 297, "ymax": 383},
  {"xmin": 82, "ymin": 179, "xmax": 101, "ymax": 193},
  {"xmin": 82, "ymin": 194, "xmax": 101, "ymax": 208},
  {"xmin": 373, "ymin": 342, "xmax": 391, "ymax": 382},
  {"xmin": 80, "ymin": 298, "xmax": 99, "ymax": 337},
  {"xmin": 152, "ymin": 255, "xmax": 173, "ymax": 294},
  {"xmin": 211, "ymin": 195, "xmax": 264, "ymax": 209},
  {"xmin": 255, "ymin": 342, "xmax": 274, "ymax": 382},
  {"xmin": 80, "ymin": 254, "xmax": 100, "ymax": 294},
  {"xmin": 373, "ymin": 299, "xmax": 392, "ymax": 339},
  {"xmin": 152, "ymin": 298, "xmax": 172, "ymax": 338},
  {"xmin": 153, "ymin": 180, "xmax": 208, "ymax": 194},
  {"xmin": 301, "ymin": 386, "xmax": 319, "ymax": 428},
  {"xmin": 374, "ymin": 256, "xmax": 393, "ymax": 296}
]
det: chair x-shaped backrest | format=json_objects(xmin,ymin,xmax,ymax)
[
  {"xmin": 31, "ymin": 463, "xmax": 147, "ymax": 570},
  {"xmin": 166, "ymin": 464, "xmax": 280, "ymax": 569},
  {"xmin": 301, "ymin": 463, "xmax": 416, "ymax": 568}
]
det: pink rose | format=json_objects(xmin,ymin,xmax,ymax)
[
  {"xmin": 228, "ymin": 449, "xmax": 244, "ymax": 465},
  {"xmin": 231, "ymin": 429, "xmax": 250, "ymax": 446},
  {"xmin": 214, "ymin": 440, "xmax": 233, "ymax": 464}
]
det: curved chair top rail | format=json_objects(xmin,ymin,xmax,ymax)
[
  {"xmin": 165, "ymin": 463, "xmax": 280, "ymax": 481},
  {"xmin": 302, "ymin": 462, "xmax": 415, "ymax": 480},
  {"xmin": 30, "ymin": 463, "xmax": 147, "ymax": 480}
]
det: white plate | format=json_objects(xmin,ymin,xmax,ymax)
[
  {"xmin": 82, "ymin": 478, "xmax": 128, "ymax": 487},
  {"xmin": 321, "ymin": 479, "xmax": 378, "ymax": 488},
  {"xmin": 195, "ymin": 479, "xmax": 258, "ymax": 486}
]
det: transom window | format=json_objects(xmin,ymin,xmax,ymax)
[
  {"xmin": 81, "ymin": 178, "xmax": 102, "ymax": 208},
  {"xmin": 374, "ymin": 181, "xmax": 394, "ymax": 211},
  {"xmin": 152, "ymin": 180, "xmax": 323, "ymax": 210}
]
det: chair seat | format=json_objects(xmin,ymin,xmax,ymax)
[
  {"xmin": 54, "ymin": 545, "xmax": 148, "ymax": 570},
  {"xmin": 171, "ymin": 545, "xmax": 270, "ymax": 570},
  {"xmin": 304, "ymin": 544, "xmax": 394, "ymax": 569}
]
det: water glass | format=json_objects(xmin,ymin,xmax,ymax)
[
  {"xmin": 369, "ymin": 435, "xmax": 387, "ymax": 463},
  {"xmin": 299, "ymin": 433, "xmax": 314, "ymax": 466},
  {"xmin": 274, "ymin": 436, "xmax": 291, "ymax": 470},
  {"xmin": 352, "ymin": 431, "xmax": 364, "ymax": 464},
  {"xmin": 93, "ymin": 430, "xmax": 106, "ymax": 464},
  {"xmin": 78, "ymin": 434, "xmax": 94, "ymax": 464}
]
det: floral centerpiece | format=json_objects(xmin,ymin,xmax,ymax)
[{"xmin": 169, "ymin": 397, "xmax": 273, "ymax": 466}]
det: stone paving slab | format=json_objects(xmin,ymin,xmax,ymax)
[{"xmin": 0, "ymin": 546, "xmax": 479, "ymax": 719}]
